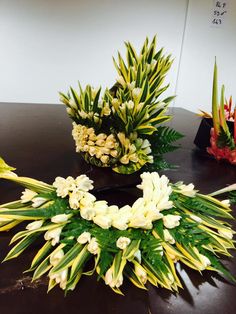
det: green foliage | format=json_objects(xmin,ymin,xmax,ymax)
[
  {"xmin": 217, "ymin": 126, "xmax": 235, "ymax": 149},
  {"xmin": 229, "ymin": 191, "xmax": 236, "ymax": 205}
]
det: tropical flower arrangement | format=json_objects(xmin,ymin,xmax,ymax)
[
  {"xmin": 0, "ymin": 157, "xmax": 235, "ymax": 295},
  {"xmin": 59, "ymin": 36, "xmax": 182, "ymax": 174},
  {"xmin": 197, "ymin": 61, "xmax": 236, "ymax": 164}
]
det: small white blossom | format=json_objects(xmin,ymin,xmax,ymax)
[
  {"xmin": 50, "ymin": 249, "xmax": 64, "ymax": 266},
  {"xmin": 32, "ymin": 197, "xmax": 47, "ymax": 208},
  {"xmin": 116, "ymin": 237, "xmax": 131, "ymax": 250},
  {"xmin": 163, "ymin": 229, "xmax": 175, "ymax": 244},
  {"xmin": 163, "ymin": 214, "xmax": 181, "ymax": 229},
  {"xmin": 178, "ymin": 183, "xmax": 197, "ymax": 197},
  {"xmin": 21, "ymin": 189, "xmax": 38, "ymax": 203},
  {"xmin": 134, "ymin": 249, "xmax": 142, "ymax": 263},
  {"xmin": 199, "ymin": 254, "xmax": 211, "ymax": 270},
  {"xmin": 49, "ymin": 269, "xmax": 68, "ymax": 290},
  {"xmin": 218, "ymin": 229, "xmax": 233, "ymax": 240},
  {"xmin": 221, "ymin": 199, "xmax": 230, "ymax": 207},
  {"xmin": 51, "ymin": 214, "xmax": 70, "ymax": 224},
  {"xmin": 87, "ymin": 237, "xmax": 99, "ymax": 255},
  {"xmin": 26, "ymin": 220, "xmax": 43, "ymax": 231},
  {"xmin": 93, "ymin": 215, "xmax": 111, "ymax": 229},
  {"xmin": 77, "ymin": 231, "xmax": 91, "ymax": 244},
  {"xmin": 44, "ymin": 227, "xmax": 62, "ymax": 246},
  {"xmin": 134, "ymin": 263, "xmax": 147, "ymax": 284}
]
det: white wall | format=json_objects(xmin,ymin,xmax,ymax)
[
  {"xmin": 175, "ymin": 0, "xmax": 236, "ymax": 112},
  {"xmin": 1, "ymin": 0, "xmax": 235, "ymax": 112},
  {"xmin": 0, "ymin": 0, "xmax": 187, "ymax": 104}
]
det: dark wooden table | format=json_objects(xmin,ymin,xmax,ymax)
[{"xmin": 0, "ymin": 103, "xmax": 235, "ymax": 314}]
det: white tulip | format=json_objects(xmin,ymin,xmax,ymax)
[
  {"xmin": 218, "ymin": 229, "xmax": 233, "ymax": 240},
  {"xmin": 26, "ymin": 220, "xmax": 44, "ymax": 230},
  {"xmin": 51, "ymin": 214, "xmax": 69, "ymax": 223},
  {"xmin": 93, "ymin": 214, "xmax": 111, "ymax": 229},
  {"xmin": 50, "ymin": 249, "xmax": 64, "ymax": 266},
  {"xmin": 75, "ymin": 174, "xmax": 94, "ymax": 191},
  {"xmin": 178, "ymin": 183, "xmax": 196, "ymax": 197},
  {"xmin": 21, "ymin": 189, "xmax": 38, "ymax": 203},
  {"xmin": 32, "ymin": 197, "xmax": 47, "ymax": 208},
  {"xmin": 129, "ymin": 214, "xmax": 152, "ymax": 229},
  {"xmin": 101, "ymin": 155, "xmax": 109, "ymax": 164},
  {"xmin": 116, "ymin": 75, "xmax": 126, "ymax": 87},
  {"xmin": 50, "ymin": 269, "xmax": 68, "ymax": 290},
  {"xmin": 104, "ymin": 268, "xmax": 113, "ymax": 286},
  {"xmin": 163, "ymin": 229, "xmax": 175, "ymax": 244},
  {"xmin": 80, "ymin": 206, "xmax": 96, "ymax": 220},
  {"xmin": 134, "ymin": 263, "xmax": 147, "ymax": 284},
  {"xmin": 87, "ymin": 237, "xmax": 99, "ymax": 255},
  {"xmin": 221, "ymin": 199, "xmax": 230, "ymax": 207},
  {"xmin": 77, "ymin": 231, "xmax": 91, "ymax": 244},
  {"xmin": 163, "ymin": 214, "xmax": 181, "ymax": 229},
  {"xmin": 199, "ymin": 254, "xmax": 211, "ymax": 270},
  {"xmin": 44, "ymin": 227, "xmax": 62, "ymax": 246},
  {"xmin": 116, "ymin": 237, "xmax": 131, "ymax": 250},
  {"xmin": 134, "ymin": 249, "xmax": 142, "ymax": 263}
]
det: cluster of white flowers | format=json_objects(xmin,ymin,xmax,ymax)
[
  {"xmin": 52, "ymin": 172, "xmax": 178, "ymax": 231},
  {"xmin": 49, "ymin": 248, "xmax": 68, "ymax": 290},
  {"xmin": 77, "ymin": 231, "xmax": 100, "ymax": 255},
  {"xmin": 53, "ymin": 174, "xmax": 94, "ymax": 210},
  {"xmin": 72, "ymin": 123, "xmax": 120, "ymax": 166},
  {"xmin": 117, "ymin": 133, "xmax": 153, "ymax": 165}
]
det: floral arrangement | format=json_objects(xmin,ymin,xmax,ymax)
[
  {"xmin": 199, "ymin": 61, "xmax": 236, "ymax": 164},
  {"xmin": 59, "ymin": 36, "xmax": 182, "ymax": 174},
  {"xmin": 0, "ymin": 157, "xmax": 235, "ymax": 294}
]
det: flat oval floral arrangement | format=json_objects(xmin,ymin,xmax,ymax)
[
  {"xmin": 59, "ymin": 36, "xmax": 183, "ymax": 174},
  {"xmin": 0, "ymin": 157, "xmax": 235, "ymax": 294}
]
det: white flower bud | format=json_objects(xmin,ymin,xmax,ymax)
[
  {"xmin": 163, "ymin": 215, "xmax": 181, "ymax": 229},
  {"xmin": 116, "ymin": 237, "xmax": 131, "ymax": 250},
  {"xmin": 163, "ymin": 229, "xmax": 175, "ymax": 244},
  {"xmin": 101, "ymin": 155, "xmax": 109, "ymax": 164},
  {"xmin": 21, "ymin": 189, "xmax": 38, "ymax": 203},
  {"xmin": 26, "ymin": 220, "xmax": 44, "ymax": 231},
  {"xmin": 134, "ymin": 263, "xmax": 147, "ymax": 284},
  {"xmin": 77, "ymin": 231, "xmax": 91, "ymax": 244},
  {"xmin": 93, "ymin": 215, "xmax": 111, "ymax": 229},
  {"xmin": 218, "ymin": 229, "xmax": 233, "ymax": 240},
  {"xmin": 32, "ymin": 197, "xmax": 47, "ymax": 208},
  {"xmin": 50, "ymin": 249, "xmax": 64, "ymax": 266},
  {"xmin": 51, "ymin": 214, "xmax": 69, "ymax": 223},
  {"xmin": 178, "ymin": 183, "xmax": 196, "ymax": 197},
  {"xmin": 44, "ymin": 227, "xmax": 62, "ymax": 246},
  {"xmin": 87, "ymin": 237, "xmax": 99, "ymax": 255}
]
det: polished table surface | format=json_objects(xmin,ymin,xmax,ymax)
[{"xmin": 0, "ymin": 103, "xmax": 235, "ymax": 314}]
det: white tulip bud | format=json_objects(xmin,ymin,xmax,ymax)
[
  {"xmin": 77, "ymin": 231, "xmax": 91, "ymax": 244},
  {"xmin": 26, "ymin": 220, "xmax": 43, "ymax": 231},
  {"xmin": 116, "ymin": 237, "xmax": 131, "ymax": 250},
  {"xmin": 51, "ymin": 214, "xmax": 69, "ymax": 223}
]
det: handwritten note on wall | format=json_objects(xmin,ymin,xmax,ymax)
[{"xmin": 211, "ymin": 0, "xmax": 228, "ymax": 27}]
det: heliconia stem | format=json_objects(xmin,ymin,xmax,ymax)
[
  {"xmin": 219, "ymin": 85, "xmax": 230, "ymax": 134},
  {"xmin": 212, "ymin": 59, "xmax": 220, "ymax": 135},
  {"xmin": 229, "ymin": 95, "xmax": 232, "ymax": 117}
]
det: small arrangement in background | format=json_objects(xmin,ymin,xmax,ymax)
[
  {"xmin": 60, "ymin": 36, "xmax": 183, "ymax": 174},
  {"xmin": 195, "ymin": 60, "xmax": 236, "ymax": 164},
  {"xmin": 0, "ymin": 157, "xmax": 235, "ymax": 295}
]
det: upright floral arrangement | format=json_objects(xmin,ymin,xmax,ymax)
[
  {"xmin": 59, "ymin": 36, "xmax": 182, "ymax": 174},
  {"xmin": 199, "ymin": 61, "xmax": 236, "ymax": 164},
  {"xmin": 0, "ymin": 157, "xmax": 235, "ymax": 294}
]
